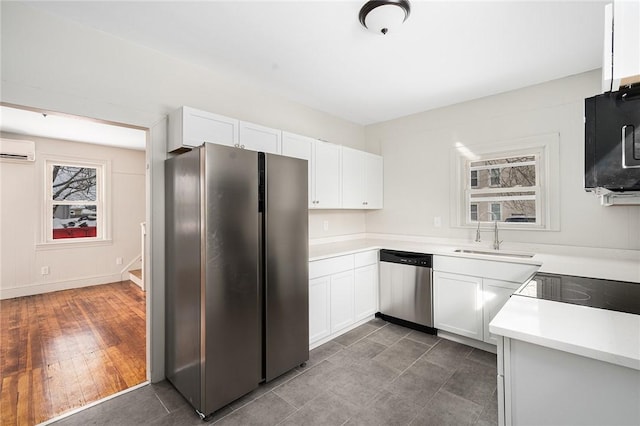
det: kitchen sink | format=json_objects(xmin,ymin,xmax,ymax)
[{"xmin": 453, "ymin": 249, "xmax": 535, "ymax": 259}]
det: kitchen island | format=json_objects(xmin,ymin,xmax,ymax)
[{"xmin": 490, "ymin": 285, "xmax": 640, "ymax": 425}]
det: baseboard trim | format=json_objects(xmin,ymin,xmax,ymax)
[
  {"xmin": 119, "ymin": 254, "xmax": 142, "ymax": 281},
  {"xmin": 0, "ymin": 273, "xmax": 124, "ymax": 300},
  {"xmin": 309, "ymin": 315, "xmax": 375, "ymax": 350},
  {"xmin": 437, "ymin": 330, "xmax": 497, "ymax": 354}
]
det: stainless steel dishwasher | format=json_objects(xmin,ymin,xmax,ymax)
[{"xmin": 378, "ymin": 249, "xmax": 434, "ymax": 329}]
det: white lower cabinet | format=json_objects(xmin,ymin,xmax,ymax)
[
  {"xmin": 330, "ymin": 270, "xmax": 355, "ymax": 333},
  {"xmin": 309, "ymin": 276, "xmax": 331, "ymax": 343},
  {"xmin": 433, "ymin": 255, "xmax": 539, "ymax": 345},
  {"xmin": 498, "ymin": 337, "xmax": 640, "ymax": 425},
  {"xmin": 354, "ymin": 264, "xmax": 378, "ymax": 321},
  {"xmin": 433, "ymin": 271, "xmax": 483, "ymax": 340},
  {"xmin": 309, "ymin": 250, "xmax": 379, "ymax": 347},
  {"xmin": 482, "ymin": 279, "xmax": 520, "ymax": 345}
]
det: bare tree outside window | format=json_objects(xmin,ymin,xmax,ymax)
[
  {"xmin": 468, "ymin": 155, "xmax": 538, "ymax": 223},
  {"xmin": 51, "ymin": 165, "xmax": 98, "ymax": 239},
  {"xmin": 485, "ymin": 157, "xmax": 536, "ymax": 219}
]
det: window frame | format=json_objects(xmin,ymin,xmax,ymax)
[
  {"xmin": 452, "ymin": 134, "xmax": 560, "ymax": 231},
  {"xmin": 39, "ymin": 155, "xmax": 112, "ymax": 248}
]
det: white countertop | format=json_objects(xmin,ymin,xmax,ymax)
[
  {"xmin": 309, "ymin": 238, "xmax": 543, "ymax": 266},
  {"xmin": 310, "ymin": 235, "xmax": 640, "ymax": 370},
  {"xmin": 309, "ymin": 235, "xmax": 640, "ymax": 283},
  {"xmin": 490, "ymin": 295, "xmax": 640, "ymax": 370}
]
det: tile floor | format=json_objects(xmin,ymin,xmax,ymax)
[{"xmin": 51, "ymin": 319, "xmax": 498, "ymax": 426}]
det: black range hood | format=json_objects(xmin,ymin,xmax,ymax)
[{"xmin": 585, "ymin": 86, "xmax": 640, "ymax": 192}]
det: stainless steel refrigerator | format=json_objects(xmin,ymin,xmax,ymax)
[{"xmin": 165, "ymin": 142, "xmax": 309, "ymax": 418}]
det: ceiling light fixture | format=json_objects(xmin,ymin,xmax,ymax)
[{"xmin": 359, "ymin": 0, "xmax": 411, "ymax": 36}]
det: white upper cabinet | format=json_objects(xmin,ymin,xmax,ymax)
[
  {"xmin": 283, "ymin": 132, "xmax": 341, "ymax": 209},
  {"xmin": 341, "ymin": 147, "xmax": 364, "ymax": 209},
  {"xmin": 168, "ymin": 106, "xmax": 238, "ymax": 152},
  {"xmin": 603, "ymin": 1, "xmax": 640, "ymax": 92},
  {"xmin": 170, "ymin": 107, "xmax": 381, "ymax": 211},
  {"xmin": 282, "ymin": 131, "xmax": 313, "ymax": 207},
  {"xmin": 364, "ymin": 153, "xmax": 383, "ymax": 209},
  {"xmin": 313, "ymin": 140, "xmax": 342, "ymax": 209},
  {"xmin": 281, "ymin": 131, "xmax": 313, "ymax": 161},
  {"xmin": 341, "ymin": 147, "xmax": 383, "ymax": 209},
  {"xmin": 239, "ymin": 121, "xmax": 282, "ymax": 155}
]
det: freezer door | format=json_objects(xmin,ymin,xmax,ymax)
[
  {"xmin": 165, "ymin": 148, "xmax": 202, "ymax": 410},
  {"xmin": 264, "ymin": 153, "xmax": 309, "ymax": 381},
  {"xmin": 203, "ymin": 143, "xmax": 261, "ymax": 414}
]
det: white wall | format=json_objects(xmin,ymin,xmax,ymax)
[
  {"xmin": 0, "ymin": 133, "xmax": 146, "ymax": 299},
  {"xmin": 0, "ymin": 2, "xmax": 366, "ymax": 242},
  {"xmin": 0, "ymin": 2, "xmax": 366, "ymax": 381},
  {"xmin": 364, "ymin": 70, "xmax": 640, "ymax": 250}
]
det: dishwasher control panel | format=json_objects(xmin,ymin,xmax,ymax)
[{"xmin": 379, "ymin": 249, "xmax": 432, "ymax": 268}]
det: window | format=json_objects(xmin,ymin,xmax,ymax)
[
  {"xmin": 466, "ymin": 154, "xmax": 538, "ymax": 225},
  {"xmin": 490, "ymin": 203, "xmax": 502, "ymax": 221},
  {"xmin": 489, "ymin": 168, "xmax": 501, "ymax": 186},
  {"xmin": 470, "ymin": 170, "xmax": 478, "ymax": 188},
  {"xmin": 43, "ymin": 158, "xmax": 109, "ymax": 244},
  {"xmin": 453, "ymin": 134, "xmax": 559, "ymax": 231},
  {"xmin": 470, "ymin": 203, "xmax": 478, "ymax": 221}
]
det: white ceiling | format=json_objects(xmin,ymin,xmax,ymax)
[
  {"xmin": 0, "ymin": 106, "xmax": 147, "ymax": 150},
  {"xmin": 22, "ymin": 0, "xmax": 606, "ymax": 124},
  {"xmin": 23, "ymin": 0, "xmax": 605, "ymax": 127}
]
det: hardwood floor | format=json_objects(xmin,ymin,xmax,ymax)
[{"xmin": 0, "ymin": 281, "xmax": 146, "ymax": 425}]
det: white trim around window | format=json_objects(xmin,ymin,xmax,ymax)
[
  {"xmin": 451, "ymin": 133, "xmax": 560, "ymax": 231},
  {"xmin": 37, "ymin": 155, "xmax": 112, "ymax": 248}
]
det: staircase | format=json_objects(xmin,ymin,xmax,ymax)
[{"xmin": 129, "ymin": 269, "xmax": 143, "ymax": 288}]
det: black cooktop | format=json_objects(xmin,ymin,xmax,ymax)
[{"xmin": 516, "ymin": 272, "xmax": 640, "ymax": 316}]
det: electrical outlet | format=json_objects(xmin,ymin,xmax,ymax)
[
  {"xmin": 41, "ymin": 266, "xmax": 49, "ymax": 275},
  {"xmin": 434, "ymin": 216, "xmax": 442, "ymax": 228},
  {"xmin": 116, "ymin": 257, "xmax": 123, "ymax": 265},
  {"xmin": 323, "ymin": 220, "xmax": 329, "ymax": 231}
]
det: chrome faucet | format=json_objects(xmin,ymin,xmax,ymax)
[{"xmin": 475, "ymin": 212, "xmax": 503, "ymax": 250}]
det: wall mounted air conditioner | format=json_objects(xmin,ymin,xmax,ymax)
[{"xmin": 0, "ymin": 138, "xmax": 35, "ymax": 162}]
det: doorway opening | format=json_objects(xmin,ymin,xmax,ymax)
[{"xmin": 0, "ymin": 103, "xmax": 149, "ymax": 424}]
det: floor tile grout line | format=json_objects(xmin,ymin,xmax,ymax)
[
  {"xmin": 152, "ymin": 392, "xmax": 170, "ymax": 414},
  {"xmin": 337, "ymin": 321, "xmax": 389, "ymax": 348},
  {"xmin": 274, "ymin": 387, "xmax": 341, "ymax": 426},
  {"xmin": 322, "ymin": 321, "xmax": 389, "ymax": 363},
  {"xmin": 390, "ymin": 337, "xmax": 443, "ymax": 381}
]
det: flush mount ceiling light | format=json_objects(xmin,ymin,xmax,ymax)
[{"xmin": 359, "ymin": 0, "xmax": 411, "ymax": 36}]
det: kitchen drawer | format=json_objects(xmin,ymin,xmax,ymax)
[
  {"xmin": 354, "ymin": 250, "xmax": 378, "ymax": 268},
  {"xmin": 309, "ymin": 254, "xmax": 354, "ymax": 279}
]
